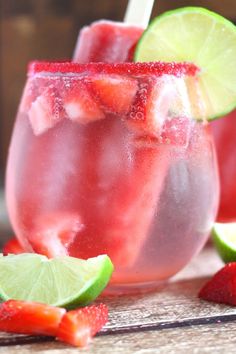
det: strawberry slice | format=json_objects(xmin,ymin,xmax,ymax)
[
  {"xmin": 63, "ymin": 80, "xmax": 105, "ymax": 124},
  {"xmin": 126, "ymin": 77, "xmax": 175, "ymax": 137},
  {"xmin": 89, "ymin": 76, "xmax": 138, "ymax": 115},
  {"xmin": 0, "ymin": 300, "xmax": 65, "ymax": 336},
  {"xmin": 57, "ymin": 303, "xmax": 108, "ymax": 347},
  {"xmin": 2, "ymin": 238, "xmax": 24, "ymax": 255},
  {"xmin": 199, "ymin": 263, "xmax": 236, "ymax": 305},
  {"xmin": 28, "ymin": 85, "xmax": 64, "ymax": 135}
]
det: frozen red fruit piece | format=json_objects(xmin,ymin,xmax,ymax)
[
  {"xmin": 199, "ymin": 263, "xmax": 236, "ymax": 305},
  {"xmin": 2, "ymin": 238, "xmax": 24, "ymax": 255},
  {"xmin": 29, "ymin": 212, "xmax": 83, "ymax": 258},
  {"xmin": 73, "ymin": 20, "xmax": 143, "ymax": 63},
  {"xmin": 63, "ymin": 80, "xmax": 105, "ymax": 124},
  {"xmin": 0, "ymin": 300, "xmax": 65, "ymax": 336},
  {"xmin": 89, "ymin": 76, "xmax": 138, "ymax": 115},
  {"xmin": 57, "ymin": 303, "xmax": 108, "ymax": 347}
]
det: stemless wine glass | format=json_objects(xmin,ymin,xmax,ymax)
[{"xmin": 6, "ymin": 61, "xmax": 219, "ymax": 293}]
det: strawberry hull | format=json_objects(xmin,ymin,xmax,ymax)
[{"xmin": 6, "ymin": 62, "xmax": 219, "ymax": 290}]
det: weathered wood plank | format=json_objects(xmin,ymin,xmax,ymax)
[{"xmin": 1, "ymin": 320, "xmax": 236, "ymax": 354}]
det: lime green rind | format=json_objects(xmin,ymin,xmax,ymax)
[
  {"xmin": 53, "ymin": 256, "xmax": 114, "ymax": 309},
  {"xmin": 0, "ymin": 253, "xmax": 114, "ymax": 308},
  {"xmin": 135, "ymin": 7, "xmax": 236, "ymax": 120},
  {"xmin": 212, "ymin": 223, "xmax": 236, "ymax": 263}
]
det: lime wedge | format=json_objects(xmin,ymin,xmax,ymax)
[
  {"xmin": 0, "ymin": 254, "xmax": 113, "ymax": 309},
  {"xmin": 212, "ymin": 222, "xmax": 236, "ymax": 263},
  {"xmin": 135, "ymin": 7, "xmax": 236, "ymax": 120}
]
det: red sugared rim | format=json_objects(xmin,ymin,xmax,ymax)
[{"xmin": 28, "ymin": 61, "xmax": 199, "ymax": 77}]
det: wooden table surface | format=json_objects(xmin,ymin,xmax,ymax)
[{"xmin": 0, "ymin": 192, "xmax": 235, "ymax": 353}]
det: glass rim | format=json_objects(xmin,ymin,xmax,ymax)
[{"xmin": 28, "ymin": 61, "xmax": 199, "ymax": 78}]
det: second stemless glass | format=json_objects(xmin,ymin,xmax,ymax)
[{"xmin": 6, "ymin": 62, "xmax": 219, "ymax": 292}]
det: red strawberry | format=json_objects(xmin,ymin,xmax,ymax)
[
  {"xmin": 57, "ymin": 303, "xmax": 108, "ymax": 347},
  {"xmin": 127, "ymin": 78, "xmax": 175, "ymax": 137},
  {"xmin": 28, "ymin": 85, "xmax": 64, "ymax": 135},
  {"xmin": 0, "ymin": 300, "xmax": 65, "ymax": 336},
  {"xmin": 63, "ymin": 80, "xmax": 105, "ymax": 124},
  {"xmin": 19, "ymin": 78, "xmax": 38, "ymax": 113},
  {"xmin": 199, "ymin": 263, "xmax": 236, "ymax": 305},
  {"xmin": 89, "ymin": 76, "xmax": 137, "ymax": 115},
  {"xmin": 2, "ymin": 238, "xmax": 24, "ymax": 255}
]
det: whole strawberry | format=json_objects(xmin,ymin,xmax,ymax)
[{"xmin": 199, "ymin": 263, "xmax": 236, "ymax": 305}]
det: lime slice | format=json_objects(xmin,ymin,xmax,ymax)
[
  {"xmin": 212, "ymin": 222, "xmax": 236, "ymax": 263},
  {"xmin": 135, "ymin": 7, "xmax": 236, "ymax": 120},
  {"xmin": 0, "ymin": 253, "xmax": 113, "ymax": 309}
]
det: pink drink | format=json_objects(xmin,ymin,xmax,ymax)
[{"xmin": 6, "ymin": 62, "xmax": 219, "ymax": 291}]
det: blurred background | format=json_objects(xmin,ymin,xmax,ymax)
[{"xmin": 1, "ymin": 0, "xmax": 236, "ymax": 181}]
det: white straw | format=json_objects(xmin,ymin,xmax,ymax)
[{"xmin": 124, "ymin": 0, "xmax": 155, "ymax": 28}]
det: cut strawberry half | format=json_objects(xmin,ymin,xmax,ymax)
[
  {"xmin": 63, "ymin": 80, "xmax": 105, "ymax": 124},
  {"xmin": 29, "ymin": 212, "xmax": 83, "ymax": 258},
  {"xmin": 0, "ymin": 300, "xmax": 65, "ymax": 336},
  {"xmin": 199, "ymin": 263, "xmax": 236, "ymax": 305},
  {"xmin": 57, "ymin": 303, "xmax": 108, "ymax": 347},
  {"xmin": 89, "ymin": 76, "xmax": 138, "ymax": 115},
  {"xmin": 2, "ymin": 238, "xmax": 24, "ymax": 255},
  {"xmin": 28, "ymin": 85, "xmax": 65, "ymax": 135}
]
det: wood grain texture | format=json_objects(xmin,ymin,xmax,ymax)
[
  {"xmin": 98, "ymin": 247, "xmax": 229, "ymax": 333},
  {"xmin": 1, "ymin": 321, "xmax": 236, "ymax": 353}
]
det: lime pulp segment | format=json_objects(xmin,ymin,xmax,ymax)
[
  {"xmin": 135, "ymin": 7, "xmax": 236, "ymax": 120},
  {"xmin": 212, "ymin": 222, "xmax": 236, "ymax": 263},
  {"xmin": 0, "ymin": 253, "xmax": 114, "ymax": 309}
]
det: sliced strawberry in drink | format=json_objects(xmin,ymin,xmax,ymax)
[
  {"xmin": 57, "ymin": 303, "xmax": 108, "ymax": 347},
  {"xmin": 0, "ymin": 300, "xmax": 65, "ymax": 336},
  {"xmin": 89, "ymin": 76, "xmax": 138, "ymax": 115},
  {"xmin": 127, "ymin": 77, "xmax": 175, "ymax": 137},
  {"xmin": 29, "ymin": 212, "xmax": 83, "ymax": 258},
  {"xmin": 19, "ymin": 78, "xmax": 38, "ymax": 113},
  {"xmin": 28, "ymin": 85, "xmax": 65, "ymax": 136},
  {"xmin": 199, "ymin": 263, "xmax": 236, "ymax": 305},
  {"xmin": 63, "ymin": 80, "xmax": 105, "ymax": 124},
  {"xmin": 3, "ymin": 237, "xmax": 24, "ymax": 255}
]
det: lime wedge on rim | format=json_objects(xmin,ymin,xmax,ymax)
[
  {"xmin": 0, "ymin": 253, "xmax": 113, "ymax": 309},
  {"xmin": 134, "ymin": 7, "xmax": 236, "ymax": 120},
  {"xmin": 212, "ymin": 222, "xmax": 236, "ymax": 263}
]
